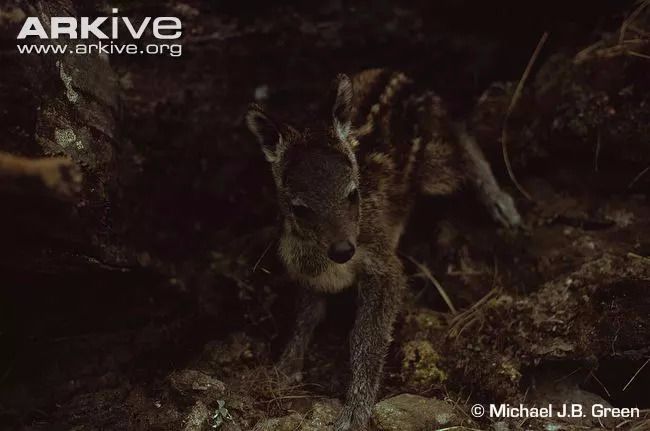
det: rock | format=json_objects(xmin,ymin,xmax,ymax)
[
  {"xmin": 220, "ymin": 422, "xmax": 243, "ymax": 431},
  {"xmin": 169, "ymin": 369, "xmax": 227, "ymax": 403},
  {"xmin": 201, "ymin": 333, "xmax": 261, "ymax": 374},
  {"xmin": 183, "ymin": 400, "xmax": 210, "ymax": 431},
  {"xmin": 253, "ymin": 399, "xmax": 341, "ymax": 431},
  {"xmin": 305, "ymin": 399, "xmax": 340, "ymax": 429},
  {"xmin": 372, "ymin": 394, "xmax": 459, "ymax": 431},
  {"xmin": 491, "ymin": 421, "xmax": 510, "ymax": 431},
  {"xmin": 253, "ymin": 413, "xmax": 304, "ymax": 431},
  {"xmin": 530, "ymin": 381, "xmax": 618, "ymax": 428},
  {"xmin": 124, "ymin": 388, "xmax": 181, "ymax": 430}
]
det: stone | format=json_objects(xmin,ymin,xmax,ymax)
[
  {"xmin": 530, "ymin": 382, "xmax": 619, "ymax": 428},
  {"xmin": 492, "ymin": 421, "xmax": 510, "ymax": 431},
  {"xmin": 253, "ymin": 398, "xmax": 341, "ymax": 431},
  {"xmin": 169, "ymin": 369, "xmax": 227, "ymax": 401},
  {"xmin": 183, "ymin": 401, "xmax": 210, "ymax": 431},
  {"xmin": 253, "ymin": 413, "xmax": 304, "ymax": 431},
  {"xmin": 305, "ymin": 399, "xmax": 340, "ymax": 430},
  {"xmin": 372, "ymin": 394, "xmax": 459, "ymax": 431}
]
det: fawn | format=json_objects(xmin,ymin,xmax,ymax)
[{"xmin": 246, "ymin": 69, "xmax": 520, "ymax": 430}]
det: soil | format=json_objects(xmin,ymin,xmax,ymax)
[{"xmin": 0, "ymin": 1, "xmax": 649, "ymax": 430}]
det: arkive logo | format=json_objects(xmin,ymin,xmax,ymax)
[
  {"xmin": 17, "ymin": 8, "xmax": 182, "ymax": 40},
  {"xmin": 16, "ymin": 8, "xmax": 183, "ymax": 57}
]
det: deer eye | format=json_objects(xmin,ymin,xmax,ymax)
[
  {"xmin": 291, "ymin": 203, "xmax": 314, "ymax": 219},
  {"xmin": 347, "ymin": 188, "xmax": 359, "ymax": 205}
]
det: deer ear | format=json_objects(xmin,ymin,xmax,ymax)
[
  {"xmin": 246, "ymin": 104, "xmax": 282, "ymax": 162},
  {"xmin": 332, "ymin": 74, "xmax": 353, "ymax": 141}
]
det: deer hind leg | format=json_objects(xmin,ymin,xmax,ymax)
[
  {"xmin": 412, "ymin": 93, "xmax": 466, "ymax": 197},
  {"xmin": 418, "ymin": 137, "xmax": 466, "ymax": 197},
  {"xmin": 417, "ymin": 114, "xmax": 521, "ymax": 227},
  {"xmin": 415, "ymin": 88, "xmax": 520, "ymax": 226}
]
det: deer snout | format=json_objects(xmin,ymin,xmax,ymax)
[{"xmin": 327, "ymin": 240, "xmax": 356, "ymax": 264}]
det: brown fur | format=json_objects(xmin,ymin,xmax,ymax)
[{"xmin": 246, "ymin": 69, "xmax": 520, "ymax": 430}]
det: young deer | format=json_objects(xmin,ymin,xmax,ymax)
[{"xmin": 246, "ymin": 69, "xmax": 520, "ymax": 430}]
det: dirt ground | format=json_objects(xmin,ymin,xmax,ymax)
[{"xmin": 1, "ymin": 1, "xmax": 649, "ymax": 430}]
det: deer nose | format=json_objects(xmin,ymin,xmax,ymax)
[{"xmin": 327, "ymin": 240, "xmax": 356, "ymax": 264}]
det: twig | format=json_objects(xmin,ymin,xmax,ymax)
[
  {"xmin": 620, "ymin": 1, "xmax": 649, "ymax": 44},
  {"xmin": 405, "ymin": 255, "xmax": 457, "ymax": 314},
  {"xmin": 574, "ymin": 40, "xmax": 605, "ymax": 63},
  {"xmin": 622, "ymin": 358, "xmax": 649, "ymax": 391},
  {"xmin": 448, "ymin": 288, "xmax": 500, "ymax": 338},
  {"xmin": 265, "ymin": 394, "xmax": 321, "ymax": 403},
  {"xmin": 575, "ymin": 40, "xmax": 650, "ymax": 64},
  {"xmin": 628, "ymin": 50, "xmax": 650, "ymax": 59},
  {"xmin": 434, "ymin": 428, "xmax": 485, "ymax": 431},
  {"xmin": 612, "ymin": 326, "xmax": 621, "ymax": 355},
  {"xmin": 252, "ymin": 240, "xmax": 274, "ymax": 273},
  {"xmin": 630, "ymin": 420, "xmax": 650, "ymax": 431},
  {"xmin": 629, "ymin": 23, "xmax": 650, "ymax": 37},
  {"xmin": 553, "ymin": 366, "xmax": 583, "ymax": 383},
  {"xmin": 501, "ymin": 32, "xmax": 549, "ymax": 201},
  {"xmin": 448, "ymin": 258, "xmax": 500, "ymax": 338},
  {"xmin": 616, "ymin": 419, "xmax": 632, "ymax": 429},
  {"xmin": 628, "ymin": 165, "xmax": 650, "ymax": 188},
  {"xmin": 593, "ymin": 130, "xmax": 601, "ymax": 172},
  {"xmin": 589, "ymin": 371, "xmax": 611, "ymax": 398},
  {"xmin": 628, "ymin": 252, "xmax": 650, "ymax": 262}
]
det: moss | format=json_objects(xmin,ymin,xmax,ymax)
[
  {"xmin": 57, "ymin": 61, "xmax": 80, "ymax": 104},
  {"xmin": 499, "ymin": 360, "xmax": 522, "ymax": 383},
  {"xmin": 54, "ymin": 127, "xmax": 77, "ymax": 149},
  {"xmin": 409, "ymin": 310, "xmax": 446, "ymax": 330},
  {"xmin": 402, "ymin": 308, "xmax": 447, "ymax": 340},
  {"xmin": 401, "ymin": 340, "xmax": 447, "ymax": 389}
]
